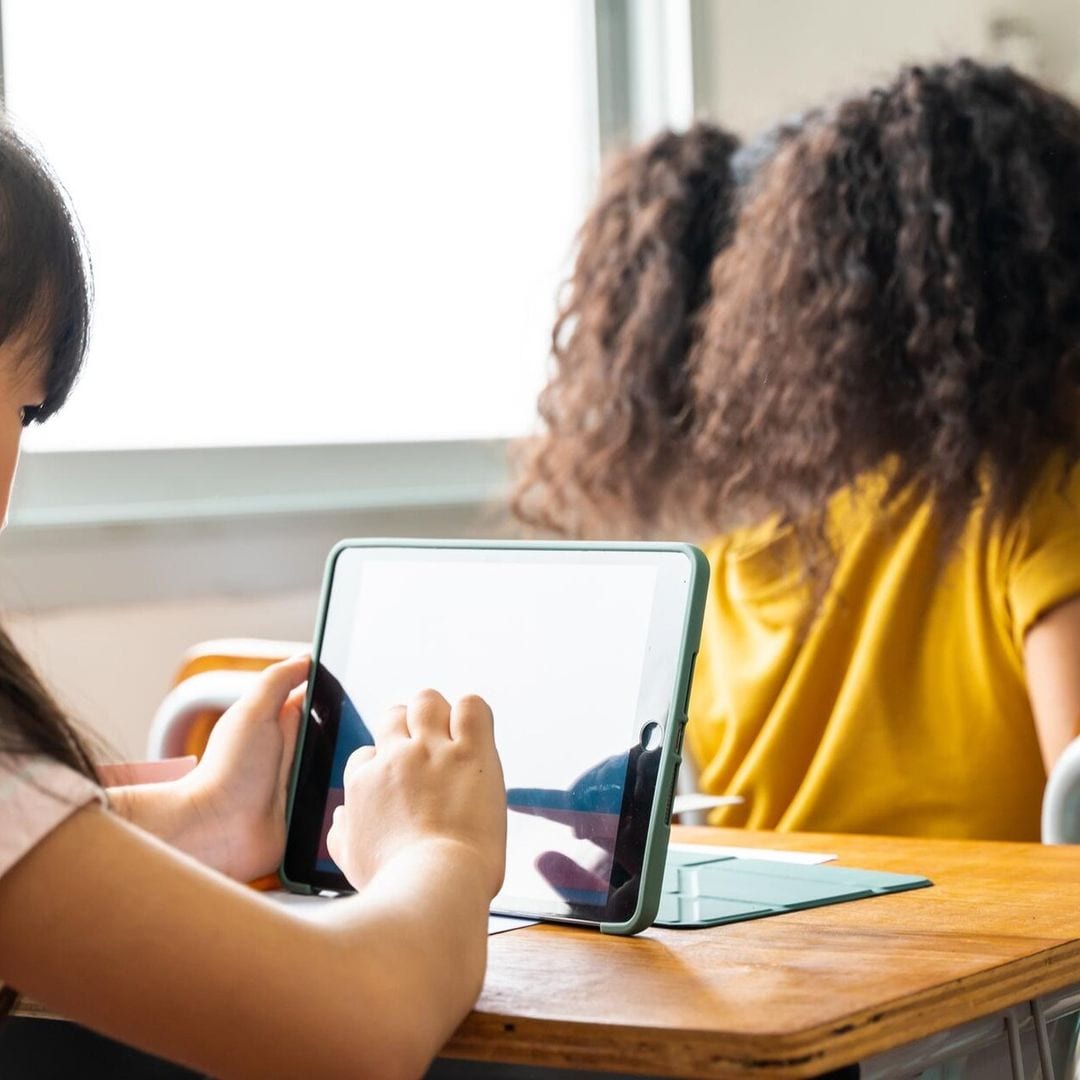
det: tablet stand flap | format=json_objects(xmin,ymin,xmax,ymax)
[{"xmin": 654, "ymin": 855, "xmax": 931, "ymax": 929}]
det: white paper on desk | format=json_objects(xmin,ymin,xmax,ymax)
[
  {"xmin": 667, "ymin": 842, "xmax": 837, "ymax": 865},
  {"xmin": 265, "ymin": 890, "xmax": 537, "ymax": 936},
  {"xmin": 671, "ymin": 793, "xmax": 744, "ymax": 816},
  {"xmin": 488, "ymin": 915, "xmax": 537, "ymax": 934}
]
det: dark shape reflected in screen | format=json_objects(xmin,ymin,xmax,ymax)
[
  {"xmin": 310, "ymin": 664, "xmax": 373, "ymax": 873},
  {"xmin": 507, "ymin": 742, "xmax": 660, "ymax": 912}
]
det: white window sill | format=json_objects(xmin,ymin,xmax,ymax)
[
  {"xmin": 0, "ymin": 440, "xmax": 516, "ymax": 611},
  {"xmin": 10, "ymin": 439, "xmax": 511, "ymax": 528}
]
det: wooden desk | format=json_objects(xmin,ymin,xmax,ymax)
[
  {"xmin": 442, "ymin": 827, "xmax": 1080, "ymax": 1078},
  {"xmin": 13, "ymin": 827, "xmax": 1080, "ymax": 1077}
]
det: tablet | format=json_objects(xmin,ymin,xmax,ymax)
[{"xmin": 281, "ymin": 539, "xmax": 708, "ymax": 935}]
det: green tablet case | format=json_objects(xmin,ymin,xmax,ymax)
[{"xmin": 656, "ymin": 850, "xmax": 931, "ymax": 928}]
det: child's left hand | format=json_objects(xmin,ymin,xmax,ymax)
[{"xmin": 177, "ymin": 655, "xmax": 310, "ymax": 882}]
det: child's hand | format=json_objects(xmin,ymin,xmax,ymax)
[
  {"xmin": 180, "ymin": 655, "xmax": 310, "ymax": 882},
  {"xmin": 327, "ymin": 690, "xmax": 506, "ymax": 900}
]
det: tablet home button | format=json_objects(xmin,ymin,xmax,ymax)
[{"xmin": 639, "ymin": 721, "xmax": 664, "ymax": 751}]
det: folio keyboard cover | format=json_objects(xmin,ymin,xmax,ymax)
[{"xmin": 656, "ymin": 850, "xmax": 931, "ymax": 928}]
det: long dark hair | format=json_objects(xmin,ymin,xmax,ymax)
[
  {"xmin": 513, "ymin": 60, "xmax": 1080, "ymax": 549},
  {"xmin": 0, "ymin": 122, "xmax": 95, "ymax": 1020},
  {"xmin": 0, "ymin": 122, "xmax": 94, "ymax": 774}
]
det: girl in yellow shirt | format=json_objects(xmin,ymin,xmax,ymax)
[{"xmin": 514, "ymin": 59, "xmax": 1080, "ymax": 841}]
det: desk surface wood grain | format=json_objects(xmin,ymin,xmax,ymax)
[{"xmin": 443, "ymin": 827, "xmax": 1080, "ymax": 1078}]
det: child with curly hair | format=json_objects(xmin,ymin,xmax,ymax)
[{"xmin": 514, "ymin": 59, "xmax": 1080, "ymax": 841}]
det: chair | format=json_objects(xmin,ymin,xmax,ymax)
[
  {"xmin": 147, "ymin": 638, "xmax": 308, "ymax": 761},
  {"xmin": 1042, "ymin": 734, "xmax": 1080, "ymax": 844}
]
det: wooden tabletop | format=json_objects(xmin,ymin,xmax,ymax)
[{"xmin": 443, "ymin": 827, "xmax": 1080, "ymax": 1078}]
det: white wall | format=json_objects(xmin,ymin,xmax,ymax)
[
  {"xmin": 692, "ymin": 0, "xmax": 1080, "ymax": 136},
  {"xmin": 6, "ymin": 592, "xmax": 316, "ymax": 761}
]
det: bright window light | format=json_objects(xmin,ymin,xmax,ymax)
[{"xmin": 3, "ymin": 1, "xmax": 596, "ymax": 450}]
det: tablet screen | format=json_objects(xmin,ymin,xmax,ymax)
[{"xmin": 283, "ymin": 544, "xmax": 696, "ymax": 925}]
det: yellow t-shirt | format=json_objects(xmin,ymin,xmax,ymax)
[{"xmin": 686, "ymin": 459, "xmax": 1080, "ymax": 840}]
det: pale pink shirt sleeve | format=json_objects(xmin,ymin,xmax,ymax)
[{"xmin": 0, "ymin": 754, "xmax": 104, "ymax": 880}]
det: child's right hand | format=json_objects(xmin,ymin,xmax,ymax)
[{"xmin": 326, "ymin": 689, "xmax": 506, "ymax": 900}]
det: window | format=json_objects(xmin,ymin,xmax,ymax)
[{"xmin": 3, "ymin": 0, "xmax": 598, "ymax": 451}]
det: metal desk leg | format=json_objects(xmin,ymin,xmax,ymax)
[
  {"xmin": 1005, "ymin": 1010, "xmax": 1026, "ymax": 1080},
  {"xmin": 1031, "ymin": 997, "xmax": 1056, "ymax": 1080}
]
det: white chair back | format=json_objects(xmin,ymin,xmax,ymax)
[
  {"xmin": 1042, "ymin": 735, "xmax": 1080, "ymax": 844},
  {"xmin": 146, "ymin": 669, "xmax": 259, "ymax": 759}
]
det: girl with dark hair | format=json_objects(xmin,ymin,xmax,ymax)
[
  {"xmin": 514, "ymin": 59, "xmax": 1080, "ymax": 841},
  {"xmin": 0, "ymin": 125, "xmax": 506, "ymax": 1078}
]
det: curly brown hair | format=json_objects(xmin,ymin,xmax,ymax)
[
  {"xmin": 513, "ymin": 60, "xmax": 1080, "ymax": 547},
  {"xmin": 511, "ymin": 122, "xmax": 742, "ymax": 536}
]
